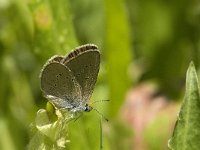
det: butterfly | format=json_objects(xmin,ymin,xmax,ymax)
[{"xmin": 40, "ymin": 44, "xmax": 100, "ymax": 119}]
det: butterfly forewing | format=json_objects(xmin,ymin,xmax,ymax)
[
  {"xmin": 40, "ymin": 62, "xmax": 82, "ymax": 109},
  {"xmin": 47, "ymin": 55, "xmax": 64, "ymax": 63},
  {"xmin": 63, "ymin": 44, "xmax": 100, "ymax": 102}
]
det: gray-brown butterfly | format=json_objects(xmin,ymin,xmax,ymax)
[{"xmin": 40, "ymin": 44, "xmax": 100, "ymax": 119}]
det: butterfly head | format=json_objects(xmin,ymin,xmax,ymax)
[{"xmin": 84, "ymin": 104, "xmax": 93, "ymax": 112}]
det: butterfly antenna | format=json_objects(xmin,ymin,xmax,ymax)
[
  {"xmin": 91, "ymin": 100, "xmax": 110, "ymax": 105},
  {"xmin": 92, "ymin": 107, "xmax": 109, "ymax": 122}
]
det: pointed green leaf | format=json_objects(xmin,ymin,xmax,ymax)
[{"xmin": 168, "ymin": 62, "xmax": 200, "ymax": 150}]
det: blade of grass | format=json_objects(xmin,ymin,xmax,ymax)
[{"xmin": 104, "ymin": 0, "xmax": 132, "ymax": 118}]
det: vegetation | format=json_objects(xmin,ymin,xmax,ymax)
[{"xmin": 0, "ymin": 0, "xmax": 200, "ymax": 150}]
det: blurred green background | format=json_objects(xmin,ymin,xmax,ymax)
[{"xmin": 0, "ymin": 0, "xmax": 200, "ymax": 149}]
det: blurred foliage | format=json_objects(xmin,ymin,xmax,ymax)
[
  {"xmin": 127, "ymin": 0, "xmax": 200, "ymax": 98},
  {"xmin": 0, "ymin": 0, "xmax": 200, "ymax": 149}
]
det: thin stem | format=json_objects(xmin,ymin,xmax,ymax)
[{"xmin": 100, "ymin": 118, "xmax": 103, "ymax": 150}]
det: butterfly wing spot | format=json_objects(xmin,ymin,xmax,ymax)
[{"xmin": 56, "ymin": 73, "xmax": 62, "ymax": 78}]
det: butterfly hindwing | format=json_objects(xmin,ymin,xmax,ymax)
[{"xmin": 40, "ymin": 62, "xmax": 82, "ymax": 108}]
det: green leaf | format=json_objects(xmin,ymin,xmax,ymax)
[
  {"xmin": 105, "ymin": 0, "xmax": 132, "ymax": 117},
  {"xmin": 168, "ymin": 62, "xmax": 200, "ymax": 150},
  {"xmin": 0, "ymin": 119, "xmax": 15, "ymax": 150},
  {"xmin": 28, "ymin": 109, "xmax": 70, "ymax": 150}
]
